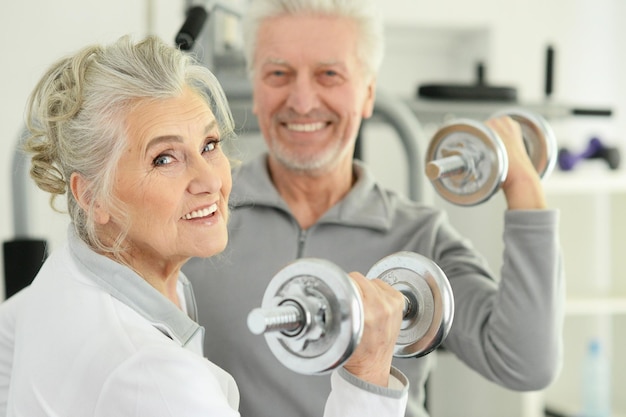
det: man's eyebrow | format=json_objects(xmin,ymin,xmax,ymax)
[
  {"xmin": 262, "ymin": 58, "xmax": 344, "ymax": 68},
  {"xmin": 264, "ymin": 57, "xmax": 289, "ymax": 66}
]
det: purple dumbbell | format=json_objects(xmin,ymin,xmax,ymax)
[{"xmin": 558, "ymin": 137, "xmax": 621, "ymax": 171}]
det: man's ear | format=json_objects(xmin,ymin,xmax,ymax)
[
  {"xmin": 70, "ymin": 172, "xmax": 110, "ymax": 225},
  {"xmin": 361, "ymin": 77, "xmax": 377, "ymax": 119}
]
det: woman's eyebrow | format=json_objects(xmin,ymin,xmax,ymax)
[
  {"xmin": 146, "ymin": 135, "xmax": 183, "ymax": 150},
  {"xmin": 144, "ymin": 120, "xmax": 218, "ymax": 153}
]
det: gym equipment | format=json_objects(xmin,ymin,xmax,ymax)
[
  {"xmin": 557, "ymin": 137, "xmax": 621, "ymax": 171},
  {"xmin": 175, "ymin": 6, "xmax": 209, "ymax": 51},
  {"xmin": 418, "ymin": 62, "xmax": 517, "ymax": 102},
  {"xmin": 175, "ymin": 0, "xmax": 244, "ymax": 72},
  {"xmin": 247, "ymin": 251, "xmax": 454, "ymax": 375},
  {"xmin": 4, "ymin": 129, "xmax": 48, "ymax": 299},
  {"xmin": 425, "ymin": 108, "xmax": 557, "ymax": 206}
]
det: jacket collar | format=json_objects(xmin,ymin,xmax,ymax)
[
  {"xmin": 229, "ymin": 154, "xmax": 394, "ymax": 232},
  {"xmin": 67, "ymin": 226, "xmax": 203, "ymax": 350}
]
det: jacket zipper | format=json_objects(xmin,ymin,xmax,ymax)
[{"xmin": 297, "ymin": 228, "xmax": 307, "ymax": 258}]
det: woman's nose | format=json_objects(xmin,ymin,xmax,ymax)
[{"xmin": 187, "ymin": 155, "xmax": 222, "ymax": 195}]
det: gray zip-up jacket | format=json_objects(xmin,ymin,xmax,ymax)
[{"xmin": 183, "ymin": 154, "xmax": 565, "ymax": 417}]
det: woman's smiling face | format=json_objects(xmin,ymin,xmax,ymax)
[{"xmin": 104, "ymin": 88, "xmax": 232, "ymax": 270}]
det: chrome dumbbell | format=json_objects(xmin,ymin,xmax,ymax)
[
  {"xmin": 247, "ymin": 251, "xmax": 454, "ymax": 375},
  {"xmin": 425, "ymin": 108, "xmax": 557, "ymax": 206}
]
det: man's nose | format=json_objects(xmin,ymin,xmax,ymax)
[{"xmin": 286, "ymin": 76, "xmax": 320, "ymax": 115}]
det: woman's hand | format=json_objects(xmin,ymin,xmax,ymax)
[{"xmin": 342, "ymin": 272, "xmax": 405, "ymax": 387}]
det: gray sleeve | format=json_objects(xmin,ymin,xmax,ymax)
[{"xmin": 439, "ymin": 209, "xmax": 565, "ymax": 390}]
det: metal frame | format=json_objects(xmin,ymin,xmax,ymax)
[{"xmin": 10, "ymin": 129, "xmax": 30, "ymax": 238}]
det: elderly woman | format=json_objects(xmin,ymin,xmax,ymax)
[{"xmin": 0, "ymin": 35, "xmax": 407, "ymax": 416}]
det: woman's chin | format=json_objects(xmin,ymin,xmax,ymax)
[{"xmin": 194, "ymin": 238, "xmax": 228, "ymax": 259}]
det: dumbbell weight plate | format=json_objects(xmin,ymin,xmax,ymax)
[
  {"xmin": 491, "ymin": 108, "xmax": 557, "ymax": 179},
  {"xmin": 426, "ymin": 119, "xmax": 508, "ymax": 206},
  {"xmin": 366, "ymin": 251, "xmax": 454, "ymax": 357},
  {"xmin": 260, "ymin": 258, "xmax": 364, "ymax": 374}
]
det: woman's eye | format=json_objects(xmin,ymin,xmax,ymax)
[
  {"xmin": 153, "ymin": 154, "xmax": 173, "ymax": 167},
  {"xmin": 203, "ymin": 140, "xmax": 221, "ymax": 154}
]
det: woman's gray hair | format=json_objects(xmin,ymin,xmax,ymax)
[
  {"xmin": 242, "ymin": 0, "xmax": 384, "ymax": 78},
  {"xmin": 24, "ymin": 35, "xmax": 235, "ymax": 256}
]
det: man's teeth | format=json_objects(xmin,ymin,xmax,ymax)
[
  {"xmin": 287, "ymin": 122, "xmax": 325, "ymax": 132},
  {"xmin": 182, "ymin": 204, "xmax": 217, "ymax": 220}
]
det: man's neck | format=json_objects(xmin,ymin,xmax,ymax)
[{"xmin": 267, "ymin": 156, "xmax": 355, "ymax": 229}]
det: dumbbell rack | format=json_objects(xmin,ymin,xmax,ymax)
[
  {"xmin": 407, "ymin": 99, "xmax": 612, "ymax": 126},
  {"xmin": 540, "ymin": 170, "xmax": 626, "ymax": 417},
  {"xmin": 424, "ymin": 166, "xmax": 626, "ymax": 417}
]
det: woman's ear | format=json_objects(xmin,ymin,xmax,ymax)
[{"xmin": 70, "ymin": 172, "xmax": 110, "ymax": 225}]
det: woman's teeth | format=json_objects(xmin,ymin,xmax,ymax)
[{"xmin": 182, "ymin": 204, "xmax": 217, "ymax": 220}]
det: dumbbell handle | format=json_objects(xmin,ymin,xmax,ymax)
[
  {"xmin": 248, "ymin": 292, "xmax": 416, "ymax": 336},
  {"xmin": 248, "ymin": 303, "xmax": 304, "ymax": 335},
  {"xmin": 425, "ymin": 155, "xmax": 469, "ymax": 180}
]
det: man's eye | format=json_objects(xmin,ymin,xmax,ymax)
[
  {"xmin": 262, "ymin": 68, "xmax": 291, "ymax": 87},
  {"xmin": 153, "ymin": 154, "xmax": 173, "ymax": 166},
  {"xmin": 318, "ymin": 70, "xmax": 343, "ymax": 86}
]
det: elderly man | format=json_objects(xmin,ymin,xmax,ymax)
[{"xmin": 183, "ymin": 1, "xmax": 565, "ymax": 416}]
